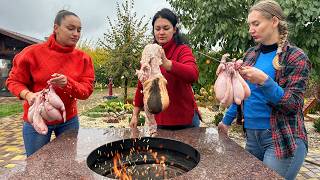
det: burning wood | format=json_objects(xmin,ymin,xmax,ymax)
[
  {"xmin": 111, "ymin": 146, "xmax": 168, "ymax": 179},
  {"xmin": 113, "ymin": 153, "xmax": 132, "ymax": 180}
]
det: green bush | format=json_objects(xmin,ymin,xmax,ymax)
[
  {"xmin": 81, "ymin": 99, "xmax": 134, "ymax": 118},
  {"xmin": 194, "ymin": 86, "xmax": 219, "ymax": 107},
  {"xmin": 213, "ymin": 112, "xmax": 224, "ymax": 126},
  {"xmin": 314, "ymin": 117, "xmax": 320, "ymax": 133},
  {"xmin": 308, "ymin": 102, "xmax": 320, "ymax": 114}
]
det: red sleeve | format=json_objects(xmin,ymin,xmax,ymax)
[
  {"xmin": 63, "ymin": 54, "xmax": 95, "ymax": 100},
  {"xmin": 169, "ymin": 46, "xmax": 199, "ymax": 83},
  {"xmin": 6, "ymin": 50, "xmax": 32, "ymax": 98},
  {"xmin": 133, "ymin": 80, "xmax": 144, "ymax": 108}
]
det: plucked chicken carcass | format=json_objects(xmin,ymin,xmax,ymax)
[
  {"xmin": 214, "ymin": 54, "xmax": 251, "ymax": 108},
  {"xmin": 136, "ymin": 44, "xmax": 170, "ymax": 134},
  {"xmin": 28, "ymin": 85, "xmax": 66, "ymax": 135}
]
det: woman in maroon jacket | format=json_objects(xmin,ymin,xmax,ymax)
[{"xmin": 130, "ymin": 8, "xmax": 200, "ymax": 130}]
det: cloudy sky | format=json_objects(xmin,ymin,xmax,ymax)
[{"xmin": 0, "ymin": 0, "xmax": 171, "ymax": 43}]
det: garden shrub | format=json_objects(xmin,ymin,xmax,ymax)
[
  {"xmin": 314, "ymin": 117, "xmax": 320, "ymax": 133},
  {"xmin": 213, "ymin": 112, "xmax": 224, "ymax": 126}
]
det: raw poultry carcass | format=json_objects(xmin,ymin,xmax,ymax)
[
  {"xmin": 214, "ymin": 54, "xmax": 251, "ymax": 108},
  {"xmin": 136, "ymin": 44, "xmax": 170, "ymax": 135},
  {"xmin": 28, "ymin": 85, "xmax": 66, "ymax": 135}
]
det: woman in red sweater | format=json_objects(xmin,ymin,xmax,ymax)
[
  {"xmin": 6, "ymin": 10, "xmax": 95, "ymax": 156},
  {"xmin": 130, "ymin": 8, "xmax": 200, "ymax": 130}
]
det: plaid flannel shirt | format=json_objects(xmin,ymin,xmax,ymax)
[{"xmin": 242, "ymin": 41, "xmax": 311, "ymax": 159}]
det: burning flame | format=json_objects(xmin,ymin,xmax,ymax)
[
  {"xmin": 112, "ymin": 144, "xmax": 168, "ymax": 179},
  {"xmin": 113, "ymin": 153, "xmax": 132, "ymax": 180}
]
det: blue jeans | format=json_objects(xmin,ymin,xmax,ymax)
[
  {"xmin": 23, "ymin": 116, "xmax": 79, "ymax": 157},
  {"xmin": 245, "ymin": 129, "xmax": 307, "ymax": 180},
  {"xmin": 192, "ymin": 110, "xmax": 200, "ymax": 127}
]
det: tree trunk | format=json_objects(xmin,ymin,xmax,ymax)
[{"xmin": 124, "ymin": 77, "xmax": 128, "ymax": 103}]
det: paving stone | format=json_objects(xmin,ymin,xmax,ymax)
[
  {"xmin": 296, "ymin": 176, "xmax": 305, "ymax": 180},
  {"xmin": 301, "ymin": 167, "xmax": 310, "ymax": 172},
  {"xmin": 306, "ymin": 171, "xmax": 318, "ymax": 178},
  {"xmin": 4, "ymin": 164, "xmax": 16, "ymax": 168},
  {"xmin": 5, "ymin": 147, "xmax": 20, "ymax": 152},
  {"xmin": 312, "ymin": 168, "xmax": 320, "ymax": 173},
  {"xmin": 11, "ymin": 155, "xmax": 25, "ymax": 161},
  {"xmin": 302, "ymin": 173, "xmax": 311, "ymax": 179}
]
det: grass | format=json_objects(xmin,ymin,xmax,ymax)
[{"xmin": 0, "ymin": 102, "xmax": 23, "ymax": 118}]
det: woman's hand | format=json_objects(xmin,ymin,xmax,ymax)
[
  {"xmin": 129, "ymin": 115, "xmax": 138, "ymax": 128},
  {"xmin": 239, "ymin": 66, "xmax": 268, "ymax": 85},
  {"xmin": 130, "ymin": 127, "xmax": 139, "ymax": 138},
  {"xmin": 130, "ymin": 107, "xmax": 141, "ymax": 128},
  {"xmin": 218, "ymin": 121, "xmax": 229, "ymax": 135},
  {"xmin": 26, "ymin": 92, "xmax": 39, "ymax": 105},
  {"xmin": 160, "ymin": 48, "xmax": 172, "ymax": 71},
  {"xmin": 48, "ymin": 73, "xmax": 68, "ymax": 87}
]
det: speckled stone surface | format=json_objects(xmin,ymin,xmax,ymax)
[{"xmin": 1, "ymin": 127, "xmax": 283, "ymax": 180}]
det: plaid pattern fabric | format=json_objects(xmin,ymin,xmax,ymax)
[{"xmin": 242, "ymin": 42, "xmax": 311, "ymax": 159}]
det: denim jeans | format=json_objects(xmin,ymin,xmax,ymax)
[
  {"xmin": 245, "ymin": 129, "xmax": 307, "ymax": 180},
  {"xmin": 192, "ymin": 110, "xmax": 200, "ymax": 127},
  {"xmin": 23, "ymin": 116, "xmax": 79, "ymax": 157}
]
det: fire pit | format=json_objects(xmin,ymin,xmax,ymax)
[{"xmin": 87, "ymin": 137, "xmax": 200, "ymax": 179}]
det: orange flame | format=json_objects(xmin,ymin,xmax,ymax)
[
  {"xmin": 112, "ymin": 146, "xmax": 168, "ymax": 179},
  {"xmin": 113, "ymin": 153, "xmax": 132, "ymax": 180}
]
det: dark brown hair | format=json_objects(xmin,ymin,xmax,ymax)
[{"xmin": 54, "ymin": 10, "xmax": 78, "ymax": 25}]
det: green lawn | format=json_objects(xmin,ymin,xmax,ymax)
[{"xmin": 0, "ymin": 102, "xmax": 23, "ymax": 118}]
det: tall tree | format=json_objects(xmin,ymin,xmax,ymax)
[
  {"xmin": 99, "ymin": 0, "xmax": 150, "ymax": 102},
  {"xmin": 78, "ymin": 40, "xmax": 109, "ymax": 88},
  {"xmin": 168, "ymin": 0, "xmax": 320, "ymax": 97}
]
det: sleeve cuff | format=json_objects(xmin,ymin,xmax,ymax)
[
  {"xmin": 259, "ymin": 76, "xmax": 273, "ymax": 88},
  {"xmin": 259, "ymin": 76, "xmax": 284, "ymax": 104},
  {"xmin": 12, "ymin": 86, "xmax": 28, "ymax": 100},
  {"xmin": 222, "ymin": 114, "xmax": 234, "ymax": 126}
]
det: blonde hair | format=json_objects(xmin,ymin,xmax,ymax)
[{"xmin": 250, "ymin": 0, "xmax": 288, "ymax": 70}]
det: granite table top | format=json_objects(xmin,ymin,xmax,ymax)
[{"xmin": 1, "ymin": 127, "xmax": 283, "ymax": 180}]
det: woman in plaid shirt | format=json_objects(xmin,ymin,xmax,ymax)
[{"xmin": 218, "ymin": 0, "xmax": 311, "ymax": 179}]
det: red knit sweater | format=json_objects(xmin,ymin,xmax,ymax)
[
  {"xmin": 134, "ymin": 39, "xmax": 200, "ymax": 126},
  {"xmin": 6, "ymin": 34, "xmax": 95, "ymax": 125}
]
